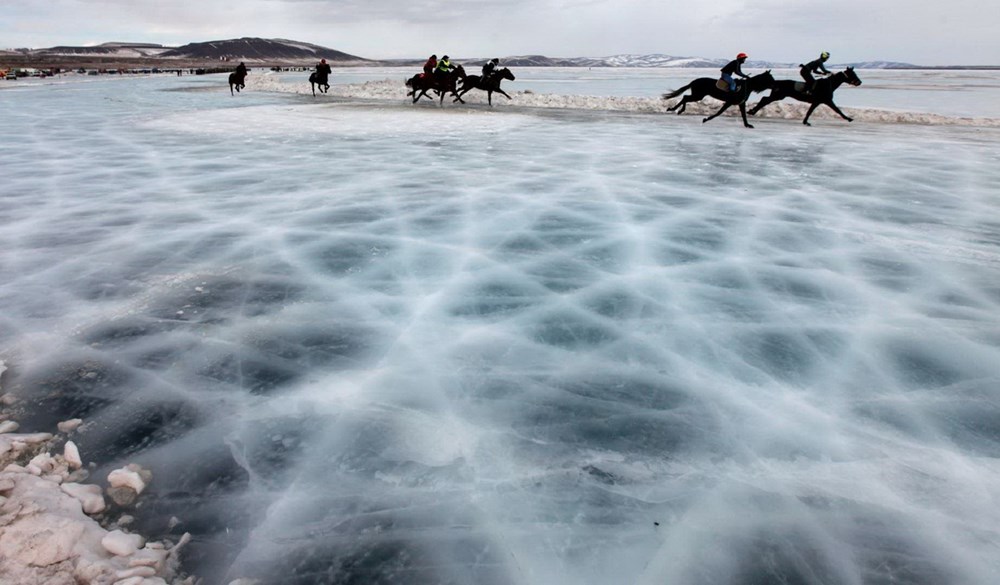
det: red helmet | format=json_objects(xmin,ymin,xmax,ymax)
[
  {"xmin": 737, "ymin": 53, "xmax": 748, "ymax": 59},
  {"xmin": 321, "ymin": 59, "xmax": 326, "ymax": 64}
]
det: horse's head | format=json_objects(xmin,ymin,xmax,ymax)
[
  {"xmin": 500, "ymin": 67, "xmax": 515, "ymax": 81},
  {"xmin": 453, "ymin": 64, "xmax": 467, "ymax": 79},
  {"xmin": 843, "ymin": 66, "xmax": 862, "ymax": 86},
  {"xmin": 750, "ymin": 70, "xmax": 775, "ymax": 92}
]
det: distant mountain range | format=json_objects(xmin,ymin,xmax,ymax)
[
  {"xmin": 17, "ymin": 38, "xmax": 369, "ymax": 63},
  {"xmin": 5, "ymin": 37, "xmax": 990, "ymax": 69},
  {"xmin": 494, "ymin": 54, "xmax": 921, "ymax": 69}
]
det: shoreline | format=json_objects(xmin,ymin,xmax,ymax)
[{"xmin": 0, "ymin": 361, "xmax": 201, "ymax": 585}]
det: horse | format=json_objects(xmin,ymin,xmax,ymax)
[
  {"xmin": 309, "ymin": 71, "xmax": 330, "ymax": 96},
  {"xmin": 228, "ymin": 71, "xmax": 246, "ymax": 96},
  {"xmin": 662, "ymin": 70, "xmax": 776, "ymax": 128},
  {"xmin": 749, "ymin": 67, "xmax": 863, "ymax": 125},
  {"xmin": 456, "ymin": 67, "xmax": 516, "ymax": 105},
  {"xmin": 405, "ymin": 65, "xmax": 466, "ymax": 105}
]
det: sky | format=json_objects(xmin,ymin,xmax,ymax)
[{"xmin": 3, "ymin": 0, "xmax": 998, "ymax": 66}]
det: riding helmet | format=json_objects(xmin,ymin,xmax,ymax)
[
  {"xmin": 737, "ymin": 52, "xmax": 748, "ymax": 59},
  {"xmin": 820, "ymin": 51, "xmax": 830, "ymax": 59}
]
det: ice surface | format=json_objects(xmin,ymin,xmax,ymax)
[{"xmin": 2, "ymin": 74, "xmax": 1000, "ymax": 584}]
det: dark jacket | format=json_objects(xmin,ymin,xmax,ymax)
[
  {"xmin": 721, "ymin": 59, "xmax": 748, "ymax": 78},
  {"xmin": 802, "ymin": 58, "xmax": 831, "ymax": 75}
]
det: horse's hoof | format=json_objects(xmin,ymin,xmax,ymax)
[
  {"xmin": 803, "ymin": 122, "xmax": 811, "ymax": 126},
  {"xmin": 746, "ymin": 124, "xmax": 754, "ymax": 129},
  {"xmin": 702, "ymin": 118, "xmax": 708, "ymax": 123},
  {"xmin": 847, "ymin": 118, "xmax": 853, "ymax": 122}
]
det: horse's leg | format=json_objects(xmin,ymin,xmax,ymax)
[
  {"xmin": 311, "ymin": 82, "xmax": 316, "ymax": 97},
  {"xmin": 496, "ymin": 89, "xmax": 512, "ymax": 100},
  {"xmin": 675, "ymin": 95, "xmax": 699, "ymax": 115},
  {"xmin": 824, "ymin": 100, "xmax": 853, "ymax": 122},
  {"xmin": 802, "ymin": 103, "xmax": 821, "ymax": 126},
  {"xmin": 703, "ymin": 102, "xmax": 732, "ymax": 123},
  {"xmin": 749, "ymin": 94, "xmax": 777, "ymax": 116},
  {"xmin": 671, "ymin": 93, "xmax": 701, "ymax": 115},
  {"xmin": 739, "ymin": 102, "xmax": 754, "ymax": 128}
]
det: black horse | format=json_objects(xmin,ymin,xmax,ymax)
[
  {"xmin": 749, "ymin": 67, "xmax": 863, "ymax": 125},
  {"xmin": 309, "ymin": 71, "xmax": 330, "ymax": 96},
  {"xmin": 228, "ymin": 71, "xmax": 246, "ymax": 96},
  {"xmin": 662, "ymin": 71, "xmax": 776, "ymax": 128},
  {"xmin": 456, "ymin": 67, "xmax": 516, "ymax": 105},
  {"xmin": 405, "ymin": 65, "xmax": 466, "ymax": 105}
]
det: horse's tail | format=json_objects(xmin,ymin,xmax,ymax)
[{"xmin": 662, "ymin": 83, "xmax": 693, "ymax": 100}]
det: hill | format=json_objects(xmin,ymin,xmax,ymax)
[{"xmin": 160, "ymin": 37, "xmax": 367, "ymax": 62}]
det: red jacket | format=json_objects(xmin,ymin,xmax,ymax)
[{"xmin": 423, "ymin": 57, "xmax": 437, "ymax": 75}]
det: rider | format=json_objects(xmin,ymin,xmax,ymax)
[
  {"xmin": 423, "ymin": 54, "xmax": 437, "ymax": 78},
  {"xmin": 435, "ymin": 55, "xmax": 456, "ymax": 77},
  {"xmin": 800, "ymin": 51, "xmax": 831, "ymax": 93},
  {"xmin": 235, "ymin": 61, "xmax": 248, "ymax": 79},
  {"xmin": 482, "ymin": 58, "xmax": 499, "ymax": 83},
  {"xmin": 720, "ymin": 53, "xmax": 749, "ymax": 92},
  {"xmin": 315, "ymin": 58, "xmax": 332, "ymax": 80}
]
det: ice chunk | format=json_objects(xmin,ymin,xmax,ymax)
[{"xmin": 102, "ymin": 529, "xmax": 144, "ymax": 556}]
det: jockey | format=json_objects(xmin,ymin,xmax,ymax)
[
  {"xmin": 423, "ymin": 54, "xmax": 437, "ymax": 77},
  {"xmin": 482, "ymin": 58, "xmax": 499, "ymax": 82},
  {"xmin": 316, "ymin": 58, "xmax": 332, "ymax": 78},
  {"xmin": 800, "ymin": 51, "xmax": 831, "ymax": 93},
  {"xmin": 235, "ymin": 61, "xmax": 248, "ymax": 78},
  {"xmin": 720, "ymin": 53, "xmax": 749, "ymax": 92},
  {"xmin": 435, "ymin": 55, "xmax": 455, "ymax": 77}
]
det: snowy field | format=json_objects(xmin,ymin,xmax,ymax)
[{"xmin": 2, "ymin": 70, "xmax": 1000, "ymax": 584}]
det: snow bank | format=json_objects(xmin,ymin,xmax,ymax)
[
  {"xmin": 244, "ymin": 73, "xmax": 1000, "ymax": 127},
  {"xmin": 0, "ymin": 363, "xmax": 195, "ymax": 585}
]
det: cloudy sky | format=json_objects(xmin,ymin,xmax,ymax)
[{"xmin": 4, "ymin": 0, "xmax": 997, "ymax": 65}]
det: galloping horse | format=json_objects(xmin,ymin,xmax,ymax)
[
  {"xmin": 309, "ymin": 71, "xmax": 330, "ymax": 96},
  {"xmin": 405, "ymin": 65, "xmax": 466, "ymax": 105},
  {"xmin": 749, "ymin": 67, "xmax": 863, "ymax": 125},
  {"xmin": 456, "ymin": 67, "xmax": 516, "ymax": 105},
  {"xmin": 662, "ymin": 71, "xmax": 776, "ymax": 128},
  {"xmin": 228, "ymin": 71, "xmax": 246, "ymax": 96}
]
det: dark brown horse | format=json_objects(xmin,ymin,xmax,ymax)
[
  {"xmin": 662, "ymin": 70, "xmax": 776, "ymax": 128},
  {"xmin": 309, "ymin": 71, "xmax": 330, "ymax": 96},
  {"xmin": 228, "ymin": 71, "xmax": 246, "ymax": 96},
  {"xmin": 405, "ymin": 65, "xmax": 466, "ymax": 105},
  {"xmin": 456, "ymin": 67, "xmax": 516, "ymax": 105},
  {"xmin": 749, "ymin": 67, "xmax": 863, "ymax": 125}
]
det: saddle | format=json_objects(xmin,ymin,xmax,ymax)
[
  {"xmin": 794, "ymin": 81, "xmax": 809, "ymax": 93},
  {"xmin": 716, "ymin": 79, "xmax": 741, "ymax": 93}
]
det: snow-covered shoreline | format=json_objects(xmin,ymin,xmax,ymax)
[
  {"xmin": 0, "ymin": 360, "xmax": 197, "ymax": 585},
  {"xmin": 244, "ymin": 72, "xmax": 1000, "ymax": 127}
]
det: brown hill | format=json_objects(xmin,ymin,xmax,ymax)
[{"xmin": 160, "ymin": 37, "xmax": 366, "ymax": 62}]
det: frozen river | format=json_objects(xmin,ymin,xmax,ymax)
[{"xmin": 2, "ymin": 72, "xmax": 1000, "ymax": 584}]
